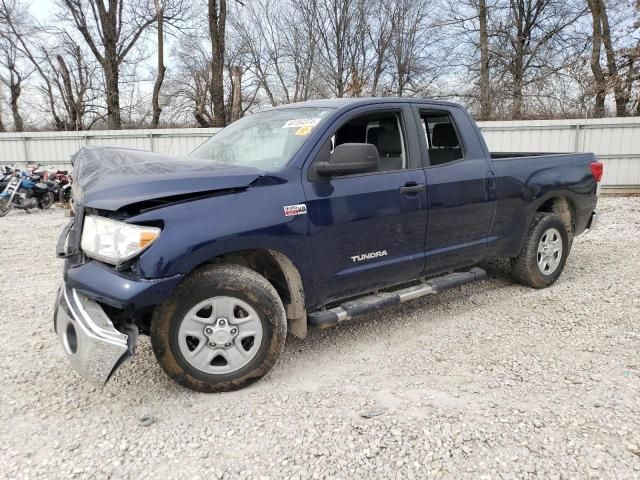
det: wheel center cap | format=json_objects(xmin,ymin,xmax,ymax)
[
  {"xmin": 203, "ymin": 318, "xmax": 238, "ymax": 348},
  {"xmin": 214, "ymin": 330, "xmax": 230, "ymax": 343}
]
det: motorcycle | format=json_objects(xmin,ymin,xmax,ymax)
[
  {"xmin": 50, "ymin": 169, "xmax": 73, "ymax": 205},
  {"xmin": 0, "ymin": 169, "xmax": 56, "ymax": 217},
  {"xmin": 0, "ymin": 166, "xmax": 15, "ymax": 191}
]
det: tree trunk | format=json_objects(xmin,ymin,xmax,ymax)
[
  {"xmin": 209, "ymin": 0, "xmax": 227, "ymax": 127},
  {"xmin": 230, "ymin": 66, "xmax": 242, "ymax": 123},
  {"xmin": 587, "ymin": 0, "xmax": 606, "ymax": 118},
  {"xmin": 103, "ymin": 40, "xmax": 121, "ymax": 130},
  {"xmin": 511, "ymin": 45, "xmax": 525, "ymax": 119},
  {"xmin": 57, "ymin": 55, "xmax": 77, "ymax": 129},
  {"xmin": 104, "ymin": 65, "xmax": 121, "ymax": 129},
  {"xmin": 511, "ymin": 2, "xmax": 527, "ymax": 120},
  {"xmin": 371, "ymin": 57, "xmax": 384, "ymax": 96},
  {"xmin": 597, "ymin": 0, "xmax": 627, "ymax": 116},
  {"xmin": 0, "ymin": 83, "xmax": 5, "ymax": 132},
  {"xmin": 151, "ymin": 2, "xmax": 165, "ymax": 128},
  {"xmin": 9, "ymin": 77, "xmax": 24, "ymax": 132},
  {"xmin": 10, "ymin": 96, "xmax": 24, "ymax": 132},
  {"xmin": 98, "ymin": 5, "xmax": 122, "ymax": 129},
  {"xmin": 478, "ymin": 0, "xmax": 491, "ymax": 120}
]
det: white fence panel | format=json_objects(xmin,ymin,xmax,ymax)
[
  {"xmin": 0, "ymin": 128, "xmax": 219, "ymax": 170},
  {"xmin": 1, "ymin": 119, "xmax": 639, "ymax": 191},
  {"xmin": 478, "ymin": 117, "xmax": 640, "ymax": 191}
]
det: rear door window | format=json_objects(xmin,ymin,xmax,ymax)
[{"xmin": 418, "ymin": 112, "xmax": 464, "ymax": 166}]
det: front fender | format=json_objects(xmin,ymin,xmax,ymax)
[{"xmin": 130, "ymin": 183, "xmax": 314, "ymax": 293}]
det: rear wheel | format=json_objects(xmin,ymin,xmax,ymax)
[
  {"xmin": 39, "ymin": 191, "xmax": 55, "ymax": 209},
  {"xmin": 151, "ymin": 264, "xmax": 287, "ymax": 392},
  {"xmin": 510, "ymin": 213, "xmax": 569, "ymax": 288}
]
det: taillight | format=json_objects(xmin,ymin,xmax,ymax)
[{"xmin": 590, "ymin": 161, "xmax": 603, "ymax": 182}]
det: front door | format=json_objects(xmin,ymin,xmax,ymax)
[{"xmin": 302, "ymin": 106, "xmax": 428, "ymax": 307}]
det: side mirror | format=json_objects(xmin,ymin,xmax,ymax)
[{"xmin": 316, "ymin": 143, "xmax": 379, "ymax": 177}]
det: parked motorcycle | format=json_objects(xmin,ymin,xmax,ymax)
[
  {"xmin": 0, "ymin": 165, "xmax": 16, "ymax": 189},
  {"xmin": 0, "ymin": 169, "xmax": 56, "ymax": 217},
  {"xmin": 50, "ymin": 169, "xmax": 73, "ymax": 205}
]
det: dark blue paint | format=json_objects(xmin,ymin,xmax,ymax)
[
  {"xmin": 63, "ymin": 98, "xmax": 599, "ymax": 313},
  {"xmin": 65, "ymin": 261, "xmax": 184, "ymax": 310}
]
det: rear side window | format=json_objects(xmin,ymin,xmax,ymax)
[{"xmin": 419, "ymin": 112, "xmax": 464, "ymax": 166}]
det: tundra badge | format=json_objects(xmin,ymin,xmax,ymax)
[{"xmin": 351, "ymin": 250, "xmax": 388, "ymax": 262}]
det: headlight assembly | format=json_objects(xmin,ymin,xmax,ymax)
[{"xmin": 80, "ymin": 215, "xmax": 160, "ymax": 265}]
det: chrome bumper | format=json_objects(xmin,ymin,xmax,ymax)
[
  {"xmin": 584, "ymin": 211, "xmax": 599, "ymax": 234},
  {"xmin": 54, "ymin": 284, "xmax": 135, "ymax": 385}
]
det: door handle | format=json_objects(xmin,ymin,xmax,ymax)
[{"xmin": 400, "ymin": 182, "xmax": 426, "ymax": 194}]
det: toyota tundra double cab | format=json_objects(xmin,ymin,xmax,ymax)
[{"xmin": 55, "ymin": 98, "xmax": 601, "ymax": 392}]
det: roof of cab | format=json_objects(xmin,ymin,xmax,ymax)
[{"xmin": 272, "ymin": 97, "xmax": 461, "ymax": 111}]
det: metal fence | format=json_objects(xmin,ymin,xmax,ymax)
[
  {"xmin": 478, "ymin": 117, "xmax": 640, "ymax": 193},
  {"xmin": 0, "ymin": 128, "xmax": 220, "ymax": 171},
  {"xmin": 1, "ymin": 118, "xmax": 639, "ymax": 192}
]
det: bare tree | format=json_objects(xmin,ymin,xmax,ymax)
[
  {"xmin": 587, "ymin": 0, "xmax": 606, "ymax": 117},
  {"xmin": 208, "ymin": 0, "xmax": 227, "ymax": 126},
  {"xmin": 59, "ymin": 0, "xmax": 157, "ymax": 129},
  {"xmin": 314, "ymin": 0, "xmax": 369, "ymax": 98},
  {"xmin": 168, "ymin": 36, "xmax": 215, "ymax": 126},
  {"xmin": 367, "ymin": 0, "xmax": 393, "ymax": 96},
  {"xmin": 1, "ymin": 0, "xmax": 71, "ymax": 129},
  {"xmin": 478, "ymin": 0, "xmax": 490, "ymax": 118},
  {"xmin": 492, "ymin": 0, "xmax": 587, "ymax": 119},
  {"xmin": 387, "ymin": 0, "xmax": 436, "ymax": 96},
  {"xmin": 149, "ymin": 0, "xmax": 190, "ymax": 127},
  {"xmin": 0, "ymin": 82, "xmax": 5, "ymax": 132},
  {"xmin": 0, "ymin": 38, "xmax": 26, "ymax": 131},
  {"xmin": 47, "ymin": 37, "xmax": 101, "ymax": 130},
  {"xmin": 151, "ymin": 0, "xmax": 166, "ymax": 127},
  {"xmin": 597, "ymin": 0, "xmax": 627, "ymax": 116},
  {"xmin": 0, "ymin": 0, "xmax": 28, "ymax": 131}
]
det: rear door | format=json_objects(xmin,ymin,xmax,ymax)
[
  {"xmin": 413, "ymin": 106, "xmax": 496, "ymax": 275},
  {"xmin": 302, "ymin": 104, "xmax": 428, "ymax": 306}
]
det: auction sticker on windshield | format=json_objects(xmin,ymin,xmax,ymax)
[
  {"xmin": 282, "ymin": 118, "xmax": 321, "ymax": 128},
  {"xmin": 294, "ymin": 126, "xmax": 313, "ymax": 136}
]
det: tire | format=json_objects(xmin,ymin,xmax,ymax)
[
  {"xmin": 0, "ymin": 198, "xmax": 11, "ymax": 217},
  {"xmin": 510, "ymin": 213, "xmax": 570, "ymax": 288},
  {"xmin": 151, "ymin": 264, "xmax": 287, "ymax": 393},
  {"xmin": 39, "ymin": 191, "xmax": 55, "ymax": 209}
]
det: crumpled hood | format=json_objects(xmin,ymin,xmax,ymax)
[{"xmin": 72, "ymin": 146, "xmax": 264, "ymax": 211}]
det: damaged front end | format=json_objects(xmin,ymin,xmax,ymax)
[
  {"xmin": 54, "ymin": 284, "xmax": 137, "ymax": 385},
  {"xmin": 54, "ymin": 146, "xmax": 267, "ymax": 385}
]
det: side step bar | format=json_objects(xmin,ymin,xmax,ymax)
[{"xmin": 308, "ymin": 267, "xmax": 487, "ymax": 329}]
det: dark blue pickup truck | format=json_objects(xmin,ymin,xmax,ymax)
[{"xmin": 54, "ymin": 98, "xmax": 601, "ymax": 392}]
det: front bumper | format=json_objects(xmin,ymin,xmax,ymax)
[
  {"xmin": 584, "ymin": 210, "xmax": 599, "ymax": 234},
  {"xmin": 54, "ymin": 284, "xmax": 135, "ymax": 385}
]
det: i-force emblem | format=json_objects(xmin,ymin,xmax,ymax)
[{"xmin": 284, "ymin": 204, "xmax": 307, "ymax": 217}]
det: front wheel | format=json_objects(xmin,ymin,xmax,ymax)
[
  {"xmin": 151, "ymin": 264, "xmax": 287, "ymax": 392},
  {"xmin": 510, "ymin": 213, "xmax": 569, "ymax": 288},
  {"xmin": 0, "ymin": 197, "xmax": 11, "ymax": 217}
]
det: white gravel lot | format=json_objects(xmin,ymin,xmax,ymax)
[{"xmin": 0, "ymin": 197, "xmax": 639, "ymax": 480}]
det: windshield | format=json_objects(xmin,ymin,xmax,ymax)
[{"xmin": 190, "ymin": 107, "xmax": 334, "ymax": 171}]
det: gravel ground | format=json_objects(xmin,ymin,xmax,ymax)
[{"xmin": 0, "ymin": 197, "xmax": 639, "ymax": 480}]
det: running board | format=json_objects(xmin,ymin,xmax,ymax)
[{"xmin": 308, "ymin": 267, "xmax": 487, "ymax": 329}]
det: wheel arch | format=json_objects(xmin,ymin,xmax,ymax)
[
  {"xmin": 535, "ymin": 195, "xmax": 575, "ymax": 238},
  {"xmin": 201, "ymin": 248, "xmax": 307, "ymax": 339}
]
